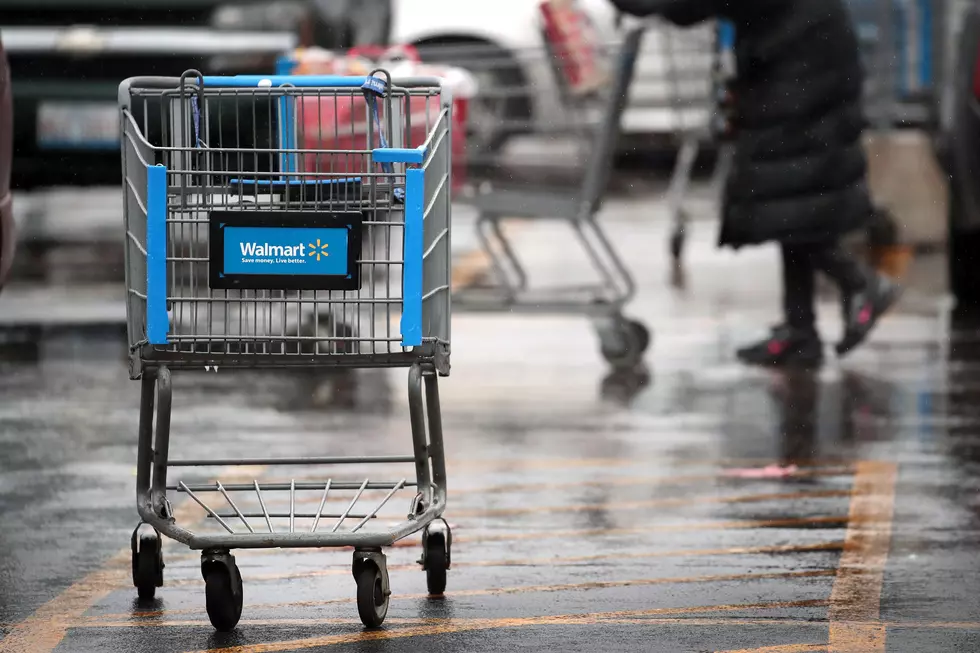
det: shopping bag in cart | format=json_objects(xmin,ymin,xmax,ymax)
[
  {"xmin": 286, "ymin": 46, "xmax": 476, "ymax": 191},
  {"xmin": 539, "ymin": 0, "xmax": 610, "ymax": 97}
]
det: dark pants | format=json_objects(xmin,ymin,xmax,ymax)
[{"xmin": 781, "ymin": 242, "xmax": 868, "ymax": 334}]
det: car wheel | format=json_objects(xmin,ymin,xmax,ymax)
[
  {"xmin": 948, "ymin": 183, "xmax": 980, "ymax": 309},
  {"xmin": 415, "ymin": 40, "xmax": 532, "ymax": 160}
]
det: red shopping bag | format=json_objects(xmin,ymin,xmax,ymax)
[{"xmin": 539, "ymin": 0, "xmax": 608, "ymax": 96}]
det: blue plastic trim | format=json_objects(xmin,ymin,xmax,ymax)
[
  {"xmin": 146, "ymin": 164, "xmax": 170, "ymax": 346},
  {"xmin": 373, "ymin": 147, "xmax": 426, "ymax": 165},
  {"xmin": 717, "ymin": 21, "xmax": 736, "ymax": 50},
  {"xmin": 918, "ymin": 0, "xmax": 932, "ymax": 87},
  {"xmin": 278, "ymin": 94, "xmax": 297, "ymax": 178},
  {"xmin": 400, "ymin": 167, "xmax": 424, "ymax": 348},
  {"xmin": 201, "ymin": 75, "xmax": 369, "ymax": 88},
  {"xmin": 275, "ymin": 56, "xmax": 295, "ymax": 76}
]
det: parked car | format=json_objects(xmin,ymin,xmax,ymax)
[
  {"xmin": 0, "ymin": 35, "xmax": 14, "ymax": 290},
  {"xmin": 2, "ymin": 0, "xmax": 297, "ymax": 190},
  {"xmin": 935, "ymin": 0, "xmax": 980, "ymax": 308}
]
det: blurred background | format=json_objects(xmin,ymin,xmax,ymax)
[{"xmin": 0, "ymin": 0, "xmax": 966, "ymax": 315}]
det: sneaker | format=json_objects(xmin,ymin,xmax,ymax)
[
  {"xmin": 836, "ymin": 274, "xmax": 901, "ymax": 357},
  {"xmin": 736, "ymin": 325, "xmax": 824, "ymax": 368}
]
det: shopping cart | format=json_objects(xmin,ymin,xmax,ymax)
[
  {"xmin": 119, "ymin": 68, "xmax": 454, "ymax": 630},
  {"xmin": 451, "ymin": 10, "xmax": 651, "ymax": 371}
]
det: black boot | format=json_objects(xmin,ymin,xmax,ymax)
[
  {"xmin": 836, "ymin": 273, "xmax": 901, "ymax": 357},
  {"xmin": 736, "ymin": 325, "xmax": 824, "ymax": 369}
]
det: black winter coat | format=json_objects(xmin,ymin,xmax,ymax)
[{"xmin": 610, "ymin": 0, "xmax": 874, "ymax": 247}]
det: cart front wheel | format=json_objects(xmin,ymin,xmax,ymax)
[
  {"xmin": 205, "ymin": 565, "xmax": 243, "ymax": 632},
  {"xmin": 131, "ymin": 526, "xmax": 163, "ymax": 600},
  {"xmin": 424, "ymin": 533, "xmax": 449, "ymax": 596},
  {"xmin": 356, "ymin": 562, "xmax": 389, "ymax": 628}
]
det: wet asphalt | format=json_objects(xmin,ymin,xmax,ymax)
[{"xmin": 0, "ymin": 178, "xmax": 978, "ymax": 652}]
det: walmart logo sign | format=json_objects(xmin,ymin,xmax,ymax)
[{"xmin": 223, "ymin": 226, "xmax": 348, "ymax": 277}]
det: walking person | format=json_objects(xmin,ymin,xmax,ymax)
[{"xmin": 609, "ymin": 0, "xmax": 900, "ymax": 367}]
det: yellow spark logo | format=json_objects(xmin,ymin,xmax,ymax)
[{"xmin": 308, "ymin": 239, "xmax": 329, "ymax": 261}]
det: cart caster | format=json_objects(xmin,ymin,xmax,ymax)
[
  {"xmin": 421, "ymin": 520, "xmax": 452, "ymax": 596},
  {"xmin": 599, "ymin": 317, "xmax": 651, "ymax": 370},
  {"xmin": 202, "ymin": 551, "xmax": 243, "ymax": 632},
  {"xmin": 353, "ymin": 549, "xmax": 390, "ymax": 628},
  {"xmin": 131, "ymin": 524, "xmax": 164, "ymax": 600}
]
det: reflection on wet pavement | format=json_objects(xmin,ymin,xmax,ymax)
[{"xmin": 0, "ymin": 208, "xmax": 976, "ymax": 652}]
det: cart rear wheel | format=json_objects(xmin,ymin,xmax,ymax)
[
  {"xmin": 424, "ymin": 534, "xmax": 448, "ymax": 596},
  {"xmin": 131, "ymin": 526, "xmax": 163, "ymax": 600},
  {"xmin": 356, "ymin": 562, "xmax": 389, "ymax": 628},
  {"xmin": 600, "ymin": 318, "xmax": 651, "ymax": 370},
  {"xmin": 205, "ymin": 565, "xmax": 243, "ymax": 632}
]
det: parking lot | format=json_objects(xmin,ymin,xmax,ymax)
[{"xmin": 0, "ymin": 178, "xmax": 976, "ymax": 651}]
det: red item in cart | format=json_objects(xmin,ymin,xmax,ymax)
[
  {"xmin": 290, "ymin": 46, "xmax": 473, "ymax": 192},
  {"xmin": 539, "ymin": 0, "xmax": 608, "ymax": 96}
]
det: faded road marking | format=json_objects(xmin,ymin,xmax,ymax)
[
  {"xmin": 828, "ymin": 461, "xmax": 897, "ymax": 653},
  {"xmin": 78, "ymin": 599, "xmax": 828, "ymax": 630},
  {"xmin": 716, "ymin": 644, "xmax": 826, "ymax": 653},
  {"xmin": 0, "ymin": 466, "xmax": 267, "ymax": 653}
]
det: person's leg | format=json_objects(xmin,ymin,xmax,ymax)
[
  {"xmin": 736, "ymin": 244, "xmax": 824, "ymax": 368},
  {"xmin": 809, "ymin": 241, "xmax": 901, "ymax": 356},
  {"xmin": 781, "ymin": 243, "xmax": 818, "ymax": 335}
]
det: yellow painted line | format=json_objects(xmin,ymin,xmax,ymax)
[
  {"xmin": 77, "ymin": 599, "xmax": 828, "ymax": 629},
  {"xmin": 449, "ymin": 489, "xmax": 851, "ymax": 519},
  {"xmin": 184, "ymin": 600, "xmax": 832, "ymax": 653},
  {"xmin": 154, "ymin": 541, "xmax": 844, "ymax": 587},
  {"xmin": 0, "ymin": 466, "xmax": 267, "ymax": 653},
  {"xmin": 715, "ymin": 645, "xmax": 826, "ymax": 653},
  {"xmin": 828, "ymin": 461, "xmax": 898, "ymax": 653}
]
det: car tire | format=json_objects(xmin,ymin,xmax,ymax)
[
  {"xmin": 415, "ymin": 40, "xmax": 531, "ymax": 159},
  {"xmin": 948, "ymin": 183, "xmax": 980, "ymax": 309}
]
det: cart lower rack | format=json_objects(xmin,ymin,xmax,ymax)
[{"xmin": 120, "ymin": 69, "xmax": 453, "ymax": 630}]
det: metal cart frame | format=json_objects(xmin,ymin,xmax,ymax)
[
  {"xmin": 454, "ymin": 25, "xmax": 651, "ymax": 370},
  {"xmin": 119, "ymin": 70, "xmax": 453, "ymax": 630}
]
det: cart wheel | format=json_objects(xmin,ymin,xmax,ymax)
[
  {"xmin": 355, "ymin": 561, "xmax": 389, "ymax": 628},
  {"xmin": 628, "ymin": 319, "xmax": 652, "ymax": 354},
  {"xmin": 204, "ymin": 564, "xmax": 243, "ymax": 632},
  {"xmin": 600, "ymin": 318, "xmax": 651, "ymax": 370},
  {"xmin": 424, "ymin": 532, "xmax": 449, "ymax": 596},
  {"xmin": 131, "ymin": 525, "xmax": 163, "ymax": 600}
]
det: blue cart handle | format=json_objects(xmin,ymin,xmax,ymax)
[{"xmin": 201, "ymin": 75, "xmax": 373, "ymax": 88}]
